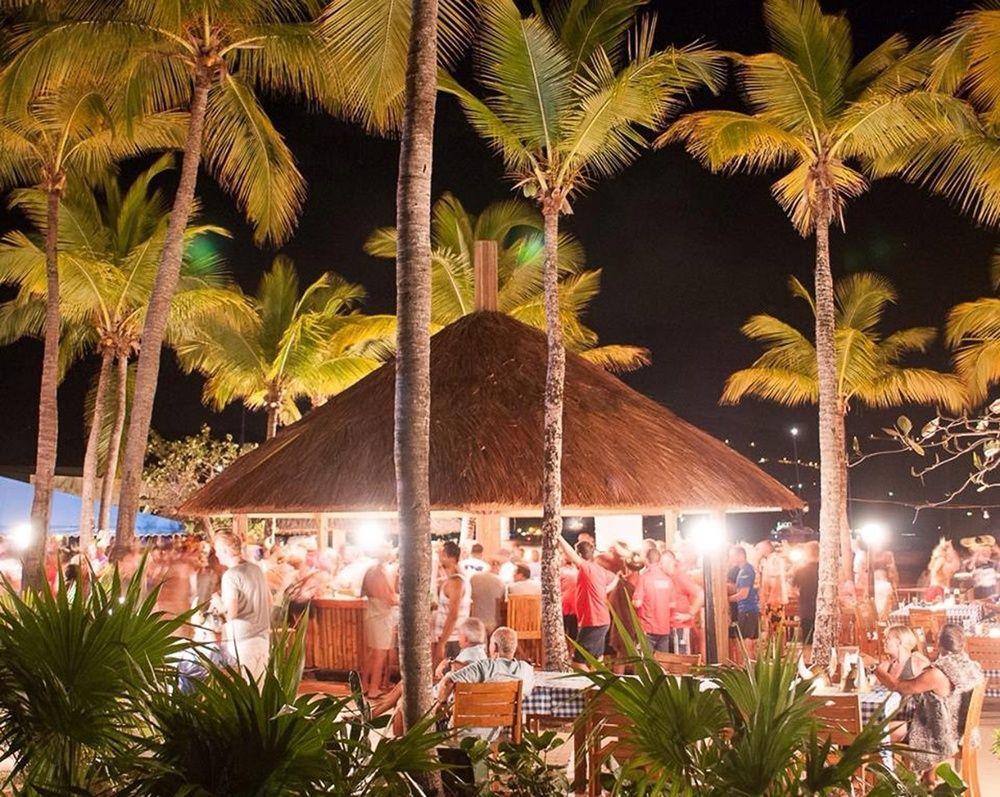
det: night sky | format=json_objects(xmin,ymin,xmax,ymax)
[{"xmin": 0, "ymin": 0, "xmax": 995, "ymax": 555}]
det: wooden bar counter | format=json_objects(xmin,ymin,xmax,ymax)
[{"xmin": 305, "ymin": 597, "xmax": 368, "ymax": 673}]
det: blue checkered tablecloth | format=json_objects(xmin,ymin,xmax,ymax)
[
  {"xmin": 523, "ymin": 672, "xmax": 592, "ymax": 719},
  {"xmin": 983, "ymin": 668, "xmax": 1000, "ymax": 699},
  {"xmin": 888, "ymin": 603, "xmax": 984, "ymax": 632},
  {"xmin": 860, "ymin": 689, "xmax": 898, "ymax": 724}
]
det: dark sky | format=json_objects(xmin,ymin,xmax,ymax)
[{"xmin": 0, "ymin": 0, "xmax": 996, "ymax": 552}]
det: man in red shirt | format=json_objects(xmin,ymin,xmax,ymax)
[
  {"xmin": 558, "ymin": 536, "xmax": 618, "ymax": 663},
  {"xmin": 632, "ymin": 548, "xmax": 675, "ymax": 652},
  {"xmin": 661, "ymin": 549, "xmax": 704, "ymax": 655}
]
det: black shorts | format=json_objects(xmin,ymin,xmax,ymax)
[
  {"xmin": 574, "ymin": 624, "xmax": 609, "ymax": 662},
  {"xmin": 800, "ymin": 616, "xmax": 815, "ymax": 644},
  {"xmin": 734, "ymin": 611, "xmax": 759, "ymax": 640}
]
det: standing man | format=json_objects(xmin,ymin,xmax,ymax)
[
  {"xmin": 214, "ymin": 531, "xmax": 273, "ymax": 684},
  {"xmin": 756, "ymin": 540, "xmax": 789, "ymax": 641},
  {"xmin": 559, "ymin": 536, "xmax": 618, "ymax": 663},
  {"xmin": 470, "ymin": 557, "xmax": 506, "ymax": 635},
  {"xmin": 433, "ymin": 540, "xmax": 471, "ymax": 664},
  {"xmin": 792, "ymin": 541, "xmax": 819, "ymax": 661},
  {"xmin": 632, "ymin": 547, "xmax": 675, "ymax": 652},
  {"xmin": 727, "ymin": 545, "xmax": 759, "ymax": 660},
  {"xmin": 460, "ymin": 543, "xmax": 489, "ymax": 576},
  {"xmin": 660, "ymin": 549, "xmax": 703, "ymax": 655}
]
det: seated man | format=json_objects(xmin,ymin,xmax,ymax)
[{"xmin": 437, "ymin": 626, "xmax": 534, "ymax": 740}]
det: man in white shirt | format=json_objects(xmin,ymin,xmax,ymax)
[
  {"xmin": 460, "ymin": 543, "xmax": 489, "ymax": 576},
  {"xmin": 214, "ymin": 531, "xmax": 273, "ymax": 684}
]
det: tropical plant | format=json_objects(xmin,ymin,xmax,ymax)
[
  {"xmin": 876, "ymin": 6, "xmax": 1000, "ymax": 227},
  {"xmin": 175, "ymin": 256, "xmax": 394, "ymax": 439},
  {"xmin": 582, "ymin": 632, "xmax": 964, "ymax": 796},
  {"xmin": 0, "ymin": 0, "xmax": 333, "ymax": 558},
  {"xmin": 365, "ymin": 192, "xmax": 650, "ymax": 371},
  {"xmin": 945, "ymin": 247, "xmax": 1000, "ymax": 405},
  {"xmin": 141, "ymin": 425, "xmax": 254, "ymax": 518},
  {"xmin": 0, "ymin": 156, "xmax": 231, "ymax": 560},
  {"xmin": 442, "ymin": 0, "xmax": 724, "ymax": 670},
  {"xmin": 0, "ymin": 76, "xmax": 185, "ymax": 590},
  {"xmin": 0, "ymin": 564, "xmax": 188, "ymax": 794},
  {"xmin": 659, "ymin": 0, "xmax": 975, "ymax": 664},
  {"xmin": 722, "ymin": 272, "xmax": 966, "ymax": 589},
  {"xmin": 135, "ymin": 622, "xmax": 446, "ymax": 796}
]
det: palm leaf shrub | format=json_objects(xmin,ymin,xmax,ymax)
[
  {"xmin": 135, "ymin": 625, "xmax": 445, "ymax": 796},
  {"xmin": 0, "ymin": 565, "xmax": 188, "ymax": 794}
]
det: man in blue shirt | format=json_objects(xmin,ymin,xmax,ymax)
[{"xmin": 727, "ymin": 545, "xmax": 759, "ymax": 659}]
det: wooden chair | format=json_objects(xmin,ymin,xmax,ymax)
[
  {"xmin": 809, "ymin": 693, "xmax": 863, "ymax": 746},
  {"xmin": 966, "ymin": 636, "xmax": 1000, "ymax": 696},
  {"xmin": 908, "ymin": 608, "xmax": 947, "ymax": 649},
  {"xmin": 584, "ymin": 692, "xmax": 639, "ymax": 797},
  {"xmin": 654, "ymin": 651, "xmax": 703, "ymax": 676},
  {"xmin": 955, "ymin": 681, "xmax": 987, "ymax": 797},
  {"xmin": 451, "ymin": 680, "xmax": 523, "ymax": 744},
  {"xmin": 506, "ymin": 593, "xmax": 542, "ymax": 665}
]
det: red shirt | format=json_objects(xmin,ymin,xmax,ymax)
[
  {"xmin": 575, "ymin": 560, "xmax": 615, "ymax": 627},
  {"xmin": 671, "ymin": 569, "xmax": 700, "ymax": 628},
  {"xmin": 560, "ymin": 565, "xmax": 578, "ymax": 616},
  {"xmin": 633, "ymin": 565, "xmax": 675, "ymax": 635}
]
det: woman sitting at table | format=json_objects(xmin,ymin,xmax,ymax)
[
  {"xmin": 879, "ymin": 625, "xmax": 929, "ymax": 741},
  {"xmin": 875, "ymin": 624, "xmax": 984, "ymax": 777}
]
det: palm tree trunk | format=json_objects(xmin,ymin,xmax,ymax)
[
  {"xmin": 99, "ymin": 354, "xmax": 129, "ymax": 534},
  {"xmin": 78, "ymin": 347, "xmax": 113, "ymax": 582},
  {"xmin": 266, "ymin": 407, "xmax": 279, "ymax": 440},
  {"xmin": 394, "ymin": 0, "xmax": 439, "ymax": 735},
  {"xmin": 811, "ymin": 185, "xmax": 842, "ymax": 667},
  {"xmin": 540, "ymin": 196, "xmax": 570, "ymax": 672},
  {"xmin": 24, "ymin": 186, "xmax": 62, "ymax": 593},
  {"xmin": 110, "ymin": 72, "xmax": 211, "ymax": 561}
]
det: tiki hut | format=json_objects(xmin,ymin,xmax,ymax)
[{"xmin": 183, "ymin": 246, "xmax": 802, "ymax": 664}]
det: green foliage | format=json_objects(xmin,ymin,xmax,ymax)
[
  {"xmin": 0, "ymin": 564, "xmax": 188, "ymax": 795},
  {"xmin": 364, "ymin": 192, "xmax": 649, "ymax": 371},
  {"xmin": 458, "ymin": 730, "xmax": 569, "ymax": 797},
  {"xmin": 174, "ymin": 256, "xmax": 395, "ymax": 429},
  {"xmin": 722, "ymin": 272, "xmax": 967, "ymax": 413},
  {"xmin": 134, "ymin": 624, "xmax": 446, "ymax": 796},
  {"xmin": 661, "ymin": 0, "xmax": 978, "ymax": 235},
  {"xmin": 141, "ymin": 425, "xmax": 255, "ymax": 517},
  {"xmin": 581, "ymin": 634, "xmax": 965, "ymax": 796}
]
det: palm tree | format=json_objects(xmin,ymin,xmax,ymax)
[
  {"xmin": 175, "ymin": 256, "xmax": 395, "ymax": 439},
  {"xmin": 1, "ymin": 0, "xmax": 332, "ymax": 559},
  {"xmin": 0, "ymin": 81, "xmax": 184, "ymax": 590},
  {"xmin": 945, "ymin": 248, "xmax": 1000, "ymax": 406},
  {"xmin": 442, "ymin": 0, "xmax": 723, "ymax": 669},
  {"xmin": 659, "ymin": 0, "xmax": 974, "ymax": 664},
  {"xmin": 0, "ymin": 156, "xmax": 231, "ymax": 559},
  {"xmin": 319, "ymin": 0, "xmax": 473, "ymax": 735},
  {"xmin": 723, "ymin": 272, "xmax": 966, "ymax": 583},
  {"xmin": 877, "ymin": 7, "xmax": 1000, "ymax": 227},
  {"xmin": 365, "ymin": 192, "xmax": 650, "ymax": 371}
]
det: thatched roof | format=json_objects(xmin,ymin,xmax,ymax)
[{"xmin": 182, "ymin": 312, "xmax": 801, "ymax": 516}]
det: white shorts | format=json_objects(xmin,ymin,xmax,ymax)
[{"xmin": 226, "ymin": 636, "xmax": 270, "ymax": 684}]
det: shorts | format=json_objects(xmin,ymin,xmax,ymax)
[
  {"xmin": 563, "ymin": 614, "xmax": 578, "ymax": 641},
  {"xmin": 575, "ymin": 624, "xmax": 609, "ymax": 662},
  {"xmin": 734, "ymin": 611, "xmax": 759, "ymax": 640},
  {"xmin": 671, "ymin": 627, "xmax": 692, "ymax": 655},
  {"xmin": 799, "ymin": 616, "xmax": 815, "ymax": 644},
  {"xmin": 645, "ymin": 632, "xmax": 672, "ymax": 653}
]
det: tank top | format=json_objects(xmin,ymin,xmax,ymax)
[{"xmin": 434, "ymin": 572, "xmax": 471, "ymax": 642}]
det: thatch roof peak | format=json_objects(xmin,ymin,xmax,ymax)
[{"xmin": 182, "ymin": 312, "xmax": 801, "ymax": 516}]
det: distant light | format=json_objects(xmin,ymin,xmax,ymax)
[
  {"xmin": 10, "ymin": 523, "xmax": 33, "ymax": 552},
  {"xmin": 749, "ymin": 441, "xmax": 756, "ymax": 448},
  {"xmin": 690, "ymin": 518, "xmax": 726, "ymax": 555},
  {"xmin": 888, "ymin": 491, "xmax": 894, "ymax": 497},
  {"xmin": 788, "ymin": 547, "xmax": 805, "ymax": 564},
  {"xmin": 790, "ymin": 427, "xmax": 799, "ymax": 437},
  {"xmin": 858, "ymin": 522, "xmax": 887, "ymax": 548},
  {"xmin": 358, "ymin": 521, "xmax": 388, "ymax": 552},
  {"xmin": 967, "ymin": 511, "xmax": 974, "ymax": 517}
]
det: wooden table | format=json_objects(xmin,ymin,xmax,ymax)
[{"xmin": 305, "ymin": 597, "xmax": 368, "ymax": 673}]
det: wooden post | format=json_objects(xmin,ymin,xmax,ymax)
[
  {"xmin": 474, "ymin": 240, "xmax": 498, "ymax": 311},
  {"xmin": 709, "ymin": 512, "xmax": 730, "ymax": 664},
  {"xmin": 663, "ymin": 510, "xmax": 678, "ymax": 548},
  {"xmin": 474, "ymin": 513, "xmax": 504, "ymax": 556},
  {"xmin": 233, "ymin": 514, "xmax": 248, "ymax": 538},
  {"xmin": 313, "ymin": 513, "xmax": 326, "ymax": 550}
]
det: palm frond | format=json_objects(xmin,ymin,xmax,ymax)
[
  {"xmin": 578, "ymin": 343, "xmax": 650, "ymax": 372},
  {"xmin": 721, "ymin": 366, "xmax": 818, "ymax": 406},
  {"xmin": 203, "ymin": 74, "xmax": 305, "ymax": 246}
]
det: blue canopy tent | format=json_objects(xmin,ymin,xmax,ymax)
[{"xmin": 0, "ymin": 476, "xmax": 184, "ymax": 536}]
